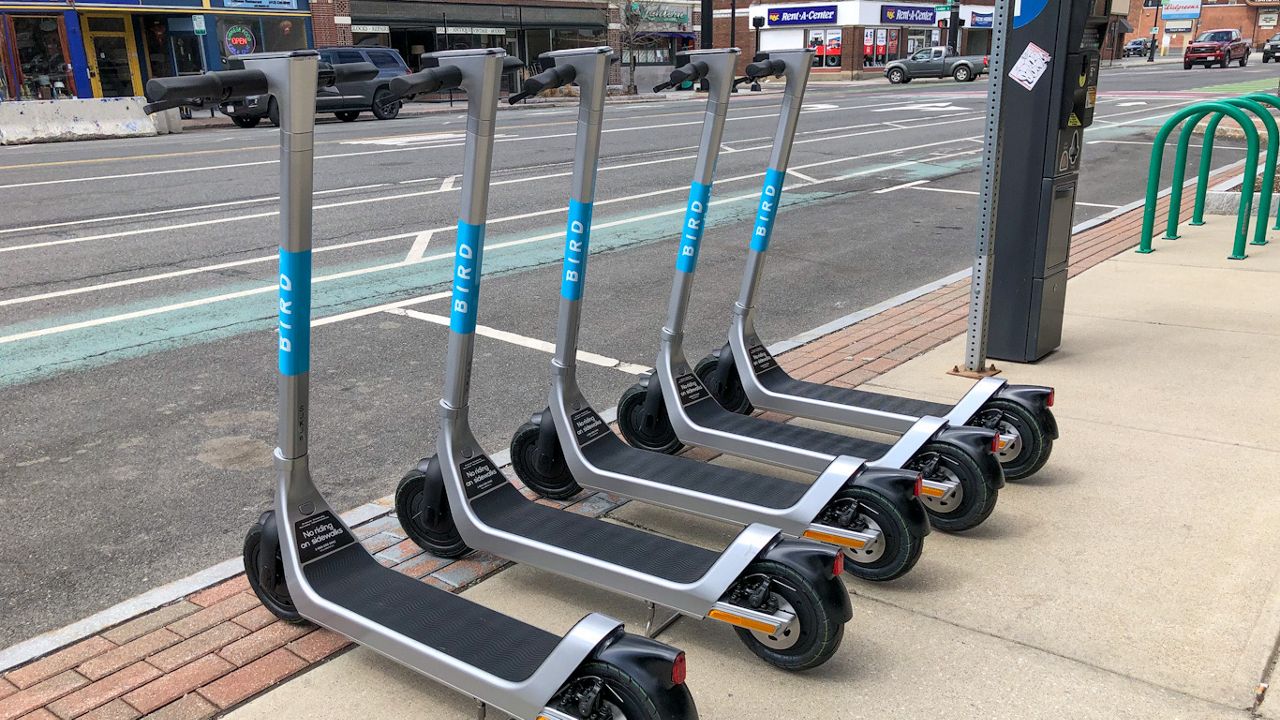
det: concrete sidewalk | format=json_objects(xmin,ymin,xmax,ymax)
[{"xmin": 226, "ymin": 223, "xmax": 1279, "ymax": 716}]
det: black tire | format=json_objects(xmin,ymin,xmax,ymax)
[
  {"xmin": 371, "ymin": 87, "xmax": 401, "ymax": 120},
  {"xmin": 908, "ymin": 441, "xmax": 998, "ymax": 532},
  {"xmin": 243, "ymin": 513, "xmax": 306, "ymax": 624},
  {"xmin": 231, "ymin": 115, "xmax": 261, "ymax": 129},
  {"xmin": 335, "ymin": 110, "xmax": 360, "ymax": 122},
  {"xmin": 731, "ymin": 560, "xmax": 844, "ymax": 671},
  {"xmin": 267, "ymin": 97, "xmax": 280, "ymax": 127},
  {"xmin": 836, "ymin": 486, "xmax": 923, "ymax": 582},
  {"xmin": 979, "ymin": 398, "xmax": 1053, "ymax": 480},
  {"xmin": 887, "ymin": 68, "xmax": 906, "ymax": 84},
  {"xmin": 1221, "ymin": 55, "xmax": 1229, "ymax": 68},
  {"xmin": 953, "ymin": 65, "xmax": 973, "ymax": 82},
  {"xmin": 510, "ymin": 421, "xmax": 582, "ymax": 500},
  {"xmin": 558, "ymin": 662, "xmax": 690, "ymax": 720},
  {"xmin": 1240, "ymin": 53, "xmax": 1248, "ymax": 67},
  {"xmin": 1184, "ymin": 62, "xmax": 1193, "ymax": 70},
  {"xmin": 693, "ymin": 354, "xmax": 753, "ymax": 415},
  {"xmin": 616, "ymin": 383, "xmax": 683, "ymax": 455},
  {"xmin": 395, "ymin": 467, "xmax": 470, "ymax": 558}
]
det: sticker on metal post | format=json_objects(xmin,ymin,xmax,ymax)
[
  {"xmin": 295, "ymin": 510, "xmax": 355, "ymax": 564},
  {"xmin": 750, "ymin": 169, "xmax": 785, "ymax": 252},
  {"xmin": 571, "ymin": 407, "xmax": 611, "ymax": 446},
  {"xmin": 1008, "ymin": 42, "xmax": 1052, "ymax": 91},
  {"xmin": 459, "ymin": 455, "xmax": 506, "ymax": 499}
]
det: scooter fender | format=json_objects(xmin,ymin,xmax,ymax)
[
  {"xmin": 934, "ymin": 425, "xmax": 1007, "ymax": 490},
  {"xmin": 994, "ymin": 385, "xmax": 1059, "ymax": 440},
  {"xmin": 849, "ymin": 467, "xmax": 932, "ymax": 538},
  {"xmin": 758, "ymin": 539, "xmax": 853, "ymax": 624},
  {"xmin": 589, "ymin": 630, "xmax": 698, "ymax": 718}
]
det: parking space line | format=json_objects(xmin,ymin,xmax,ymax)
[
  {"xmin": 874, "ymin": 179, "xmax": 929, "ymax": 194},
  {"xmin": 787, "ymin": 170, "xmax": 820, "ymax": 184},
  {"xmin": 405, "ymin": 230, "xmax": 435, "ymax": 262},
  {"xmin": 914, "ymin": 186, "xmax": 979, "ymax": 195},
  {"xmin": 1075, "ymin": 201, "xmax": 1122, "ymax": 209},
  {"xmin": 386, "ymin": 308, "xmax": 651, "ymax": 374}
]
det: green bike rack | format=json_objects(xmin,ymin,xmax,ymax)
[
  {"xmin": 1167, "ymin": 97, "xmax": 1275, "ymax": 247},
  {"xmin": 1245, "ymin": 92, "xmax": 1280, "ymax": 232},
  {"xmin": 1138, "ymin": 101, "xmax": 1259, "ymax": 260}
]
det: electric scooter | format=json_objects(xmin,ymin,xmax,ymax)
[
  {"xmin": 144, "ymin": 52, "xmax": 697, "ymax": 720},
  {"xmin": 616, "ymin": 49, "xmax": 1007, "ymax": 532},
  {"xmin": 390, "ymin": 47, "xmax": 852, "ymax": 672},
  {"xmin": 509, "ymin": 47, "xmax": 929, "ymax": 583}
]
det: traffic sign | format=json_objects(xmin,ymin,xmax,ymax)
[
  {"xmin": 193, "ymin": 15, "xmax": 206, "ymax": 35},
  {"xmin": 935, "ymin": 4, "xmax": 953, "ymax": 11}
]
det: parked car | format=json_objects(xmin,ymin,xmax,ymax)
[
  {"xmin": 1183, "ymin": 29, "xmax": 1250, "ymax": 69},
  {"xmin": 220, "ymin": 46, "xmax": 411, "ymax": 128},
  {"xmin": 884, "ymin": 46, "xmax": 988, "ymax": 84},
  {"xmin": 1122, "ymin": 38, "xmax": 1150, "ymax": 57},
  {"xmin": 1262, "ymin": 32, "xmax": 1280, "ymax": 62}
]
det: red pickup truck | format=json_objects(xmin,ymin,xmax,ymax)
[{"xmin": 1184, "ymin": 28, "xmax": 1251, "ymax": 69}]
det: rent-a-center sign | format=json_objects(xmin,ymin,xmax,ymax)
[
  {"xmin": 880, "ymin": 4, "xmax": 938, "ymax": 24},
  {"xmin": 766, "ymin": 4, "xmax": 839, "ymax": 25}
]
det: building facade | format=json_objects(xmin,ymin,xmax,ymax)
[
  {"xmin": 0, "ymin": 0, "xmax": 311, "ymax": 100},
  {"xmin": 1125, "ymin": 0, "xmax": 1279, "ymax": 56}
]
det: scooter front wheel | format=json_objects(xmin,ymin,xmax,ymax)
[
  {"xmin": 510, "ymin": 420, "xmax": 582, "ymax": 500},
  {"xmin": 693, "ymin": 353, "xmax": 753, "ymax": 415},
  {"xmin": 617, "ymin": 383, "xmax": 684, "ymax": 455},
  {"xmin": 909, "ymin": 442, "xmax": 998, "ymax": 532},
  {"xmin": 834, "ymin": 487, "xmax": 923, "ymax": 582},
  {"xmin": 979, "ymin": 398, "xmax": 1054, "ymax": 480},
  {"xmin": 395, "ymin": 466, "xmax": 471, "ymax": 558},
  {"xmin": 730, "ymin": 560, "xmax": 844, "ymax": 671},
  {"xmin": 243, "ymin": 512, "xmax": 305, "ymax": 624},
  {"xmin": 555, "ymin": 661, "xmax": 696, "ymax": 720}
]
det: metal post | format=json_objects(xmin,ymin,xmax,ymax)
[
  {"xmin": 958, "ymin": 0, "xmax": 1010, "ymax": 375},
  {"xmin": 730, "ymin": 0, "xmax": 738, "ymax": 92}
]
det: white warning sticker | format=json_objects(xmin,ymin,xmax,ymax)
[{"xmin": 1009, "ymin": 42, "xmax": 1052, "ymax": 91}]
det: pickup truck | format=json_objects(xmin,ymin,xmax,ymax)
[
  {"xmin": 884, "ymin": 46, "xmax": 988, "ymax": 84},
  {"xmin": 1183, "ymin": 28, "xmax": 1250, "ymax": 69}
]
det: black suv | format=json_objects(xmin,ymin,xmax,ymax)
[
  {"xmin": 1263, "ymin": 32, "xmax": 1280, "ymax": 62},
  {"xmin": 221, "ymin": 46, "xmax": 411, "ymax": 128}
]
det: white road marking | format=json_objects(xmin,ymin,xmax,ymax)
[
  {"xmin": 873, "ymin": 102, "xmax": 964, "ymax": 113},
  {"xmin": 398, "ymin": 177, "xmax": 438, "ymax": 185},
  {"xmin": 913, "ymin": 186, "xmax": 979, "ymax": 195},
  {"xmin": 312, "ymin": 291, "xmax": 452, "ymax": 328},
  {"xmin": 439, "ymin": 175, "xmax": 458, "ymax": 192},
  {"xmin": 1075, "ymin": 201, "xmax": 1122, "ymax": 209},
  {"xmin": 1117, "ymin": 101, "xmax": 1149, "ymax": 107},
  {"xmin": 342, "ymin": 132, "xmax": 467, "ymax": 146},
  {"xmin": 720, "ymin": 144, "xmax": 739, "ymax": 154},
  {"xmin": 874, "ymin": 179, "xmax": 929, "ymax": 194},
  {"xmin": 405, "ymin": 230, "xmax": 434, "ymax": 262},
  {"xmin": 787, "ymin": 170, "xmax": 821, "ymax": 184},
  {"xmin": 386, "ymin": 308, "xmax": 651, "ymax": 374}
]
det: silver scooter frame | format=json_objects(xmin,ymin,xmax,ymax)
[
  {"xmin": 648, "ymin": 50, "xmax": 952, "ymax": 482},
  {"xmin": 431, "ymin": 47, "xmax": 799, "ymax": 637},
  {"xmin": 247, "ymin": 50, "xmax": 623, "ymax": 720},
  {"xmin": 544, "ymin": 47, "xmax": 878, "ymax": 552}
]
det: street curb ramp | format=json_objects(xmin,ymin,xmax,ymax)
[{"xmin": 0, "ymin": 97, "xmax": 182, "ymax": 146}]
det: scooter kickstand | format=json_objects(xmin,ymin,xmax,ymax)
[
  {"xmin": 644, "ymin": 602, "xmax": 683, "ymax": 638},
  {"xmin": 476, "ymin": 699, "xmax": 487, "ymax": 720}
]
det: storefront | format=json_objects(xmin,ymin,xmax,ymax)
[
  {"xmin": 0, "ymin": 0, "xmax": 310, "ymax": 100},
  {"xmin": 347, "ymin": 1, "xmax": 606, "ymax": 72},
  {"xmin": 618, "ymin": 1, "xmax": 696, "ymax": 87}
]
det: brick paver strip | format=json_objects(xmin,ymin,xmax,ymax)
[
  {"xmin": 46, "ymin": 662, "xmax": 160, "ymax": 719},
  {"xmin": 0, "ymin": 183, "xmax": 1236, "ymax": 720}
]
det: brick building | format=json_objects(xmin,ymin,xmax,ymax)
[{"xmin": 1125, "ymin": 0, "xmax": 1278, "ymax": 56}]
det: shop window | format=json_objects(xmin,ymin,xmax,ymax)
[
  {"xmin": 263, "ymin": 18, "xmax": 304, "ymax": 52},
  {"xmin": 552, "ymin": 27, "xmax": 604, "ymax": 50},
  {"xmin": 87, "ymin": 17, "xmax": 125, "ymax": 33},
  {"xmin": 9, "ymin": 16, "xmax": 74, "ymax": 99},
  {"xmin": 216, "ymin": 17, "xmax": 261, "ymax": 64},
  {"xmin": 525, "ymin": 28, "xmax": 552, "ymax": 65},
  {"xmin": 621, "ymin": 34, "xmax": 691, "ymax": 65},
  {"xmin": 807, "ymin": 29, "xmax": 842, "ymax": 68},
  {"xmin": 0, "ymin": 25, "xmax": 10, "ymax": 100}
]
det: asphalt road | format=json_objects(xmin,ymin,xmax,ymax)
[{"xmin": 0, "ymin": 59, "xmax": 1271, "ymax": 648}]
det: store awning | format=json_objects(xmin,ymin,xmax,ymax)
[
  {"xmin": 643, "ymin": 31, "xmax": 695, "ymax": 38},
  {"xmin": 1116, "ymin": 18, "xmax": 1134, "ymax": 32}
]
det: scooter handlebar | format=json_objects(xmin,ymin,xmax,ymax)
[
  {"xmin": 332, "ymin": 61, "xmax": 379, "ymax": 85},
  {"xmin": 143, "ymin": 69, "xmax": 268, "ymax": 114},
  {"xmin": 733, "ymin": 57, "xmax": 787, "ymax": 87},
  {"xmin": 389, "ymin": 65, "xmax": 464, "ymax": 100},
  {"xmin": 653, "ymin": 60, "xmax": 708, "ymax": 93},
  {"xmin": 509, "ymin": 64, "xmax": 576, "ymax": 104}
]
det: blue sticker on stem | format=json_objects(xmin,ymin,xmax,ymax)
[
  {"xmin": 675, "ymin": 182, "xmax": 712, "ymax": 274},
  {"xmin": 450, "ymin": 222, "xmax": 485, "ymax": 334},
  {"xmin": 750, "ymin": 168, "xmax": 786, "ymax": 252},
  {"xmin": 277, "ymin": 249, "xmax": 312, "ymax": 376},
  {"xmin": 561, "ymin": 199, "xmax": 593, "ymax": 301}
]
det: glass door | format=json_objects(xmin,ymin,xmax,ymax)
[{"xmin": 80, "ymin": 15, "xmax": 142, "ymax": 97}]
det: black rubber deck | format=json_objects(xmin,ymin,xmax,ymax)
[
  {"xmin": 758, "ymin": 366, "xmax": 952, "ymax": 418},
  {"xmin": 685, "ymin": 394, "xmax": 893, "ymax": 461},
  {"xmin": 581, "ymin": 431, "xmax": 809, "ymax": 510},
  {"xmin": 304, "ymin": 543, "xmax": 559, "ymax": 683},
  {"xmin": 472, "ymin": 484, "xmax": 719, "ymax": 584}
]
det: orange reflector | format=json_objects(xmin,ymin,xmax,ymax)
[
  {"xmin": 708, "ymin": 609, "xmax": 777, "ymax": 634},
  {"xmin": 802, "ymin": 528, "xmax": 867, "ymax": 549},
  {"xmin": 919, "ymin": 485, "xmax": 947, "ymax": 498}
]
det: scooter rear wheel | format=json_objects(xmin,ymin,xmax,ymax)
[
  {"xmin": 693, "ymin": 353, "xmax": 753, "ymax": 415},
  {"xmin": 554, "ymin": 662, "xmax": 695, "ymax": 720},
  {"xmin": 510, "ymin": 421, "xmax": 582, "ymax": 500},
  {"xmin": 395, "ymin": 467, "xmax": 471, "ymax": 558},
  {"xmin": 617, "ymin": 383, "xmax": 684, "ymax": 455},
  {"xmin": 730, "ymin": 560, "xmax": 844, "ymax": 671},
  {"xmin": 834, "ymin": 487, "xmax": 922, "ymax": 582},
  {"xmin": 909, "ymin": 441, "xmax": 998, "ymax": 532},
  {"xmin": 243, "ymin": 513, "xmax": 305, "ymax": 624},
  {"xmin": 979, "ymin": 398, "xmax": 1054, "ymax": 480}
]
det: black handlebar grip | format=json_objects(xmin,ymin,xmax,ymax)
[
  {"xmin": 744, "ymin": 58, "xmax": 787, "ymax": 79},
  {"xmin": 332, "ymin": 61, "xmax": 378, "ymax": 85},
  {"xmin": 389, "ymin": 66, "xmax": 463, "ymax": 99},
  {"xmin": 509, "ymin": 65, "xmax": 576, "ymax": 104},
  {"xmin": 502, "ymin": 56, "xmax": 525, "ymax": 72},
  {"xmin": 144, "ymin": 73, "xmax": 222, "ymax": 104}
]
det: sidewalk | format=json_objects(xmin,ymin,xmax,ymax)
[{"xmin": 2, "ymin": 182, "xmax": 1277, "ymax": 719}]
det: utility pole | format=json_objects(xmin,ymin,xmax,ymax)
[
  {"xmin": 730, "ymin": 0, "xmax": 738, "ymax": 91},
  {"xmin": 752, "ymin": 16, "xmax": 764, "ymax": 90}
]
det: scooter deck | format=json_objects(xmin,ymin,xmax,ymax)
[
  {"xmin": 473, "ymin": 483, "xmax": 720, "ymax": 583},
  {"xmin": 305, "ymin": 542, "xmax": 560, "ymax": 682},
  {"xmin": 685, "ymin": 393, "xmax": 893, "ymax": 460},
  {"xmin": 757, "ymin": 366, "xmax": 952, "ymax": 419},
  {"xmin": 580, "ymin": 426, "xmax": 809, "ymax": 510}
]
